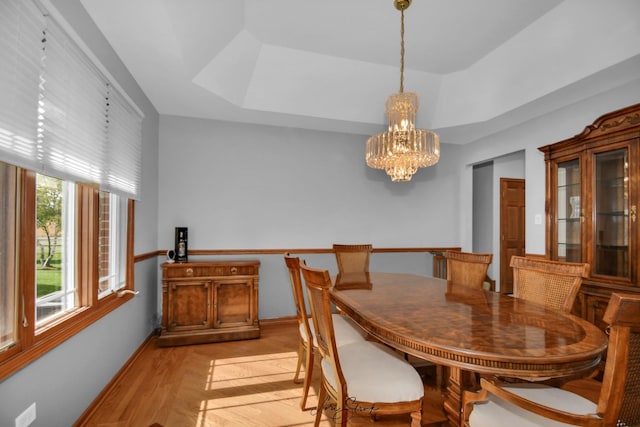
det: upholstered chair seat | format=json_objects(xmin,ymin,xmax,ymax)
[
  {"xmin": 468, "ymin": 383, "xmax": 597, "ymax": 427},
  {"xmin": 321, "ymin": 340, "xmax": 424, "ymax": 404}
]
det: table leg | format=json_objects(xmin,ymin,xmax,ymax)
[
  {"xmin": 443, "ymin": 366, "xmax": 476, "ymax": 427},
  {"xmin": 443, "ymin": 366, "xmax": 462, "ymax": 427}
]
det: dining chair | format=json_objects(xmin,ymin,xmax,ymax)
[
  {"xmin": 462, "ymin": 292, "xmax": 640, "ymax": 427},
  {"xmin": 284, "ymin": 254, "xmax": 367, "ymax": 411},
  {"xmin": 509, "ymin": 256, "xmax": 590, "ymax": 312},
  {"xmin": 445, "ymin": 251, "xmax": 493, "ymax": 289},
  {"xmin": 300, "ymin": 262, "xmax": 424, "ymax": 427},
  {"xmin": 333, "ymin": 243, "xmax": 372, "ymax": 275}
]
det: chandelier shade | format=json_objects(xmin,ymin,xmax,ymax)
[
  {"xmin": 366, "ymin": 92, "xmax": 440, "ymax": 182},
  {"xmin": 366, "ymin": 0, "xmax": 440, "ymax": 182}
]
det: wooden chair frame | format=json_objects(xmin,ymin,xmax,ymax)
[
  {"xmin": 333, "ymin": 244, "xmax": 372, "ymax": 275},
  {"xmin": 300, "ymin": 263, "xmax": 422, "ymax": 427},
  {"xmin": 510, "ymin": 256, "xmax": 590, "ymax": 312},
  {"xmin": 445, "ymin": 251, "xmax": 493, "ymax": 289},
  {"xmin": 284, "ymin": 253, "xmax": 315, "ymax": 410},
  {"xmin": 285, "ymin": 253, "xmax": 367, "ymax": 410}
]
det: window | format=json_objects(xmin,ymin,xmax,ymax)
[
  {"xmin": 98, "ymin": 191, "xmax": 128, "ymax": 298},
  {"xmin": 35, "ymin": 174, "xmax": 76, "ymax": 324},
  {"xmin": 0, "ymin": 0, "xmax": 142, "ymax": 380},
  {"xmin": 0, "ymin": 163, "xmax": 135, "ymax": 379}
]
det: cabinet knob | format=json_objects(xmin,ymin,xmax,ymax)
[
  {"xmin": 230, "ymin": 267, "xmax": 238, "ymax": 274},
  {"xmin": 186, "ymin": 268, "xmax": 194, "ymax": 276}
]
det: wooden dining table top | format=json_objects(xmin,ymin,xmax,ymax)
[{"xmin": 331, "ymin": 272, "xmax": 608, "ymax": 379}]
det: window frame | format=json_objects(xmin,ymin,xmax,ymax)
[{"xmin": 0, "ymin": 168, "xmax": 135, "ymax": 381}]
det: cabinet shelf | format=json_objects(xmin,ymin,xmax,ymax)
[
  {"xmin": 596, "ymin": 244, "xmax": 628, "ymax": 250},
  {"xmin": 558, "ymin": 182, "xmax": 581, "ymax": 191},
  {"xmin": 596, "ymin": 211, "xmax": 628, "ymax": 217}
]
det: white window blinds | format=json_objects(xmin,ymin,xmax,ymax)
[
  {"xmin": 0, "ymin": 0, "xmax": 43, "ymax": 168},
  {"xmin": 106, "ymin": 87, "xmax": 142, "ymax": 197},
  {"xmin": 0, "ymin": 0, "xmax": 143, "ymax": 200},
  {"xmin": 39, "ymin": 16, "xmax": 109, "ymax": 186}
]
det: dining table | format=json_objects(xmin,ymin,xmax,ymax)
[{"xmin": 330, "ymin": 272, "xmax": 608, "ymax": 427}]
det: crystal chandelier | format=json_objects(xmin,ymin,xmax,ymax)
[{"xmin": 366, "ymin": 0, "xmax": 440, "ymax": 182}]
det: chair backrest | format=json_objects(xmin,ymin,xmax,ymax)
[
  {"xmin": 299, "ymin": 262, "xmax": 346, "ymax": 394},
  {"xmin": 445, "ymin": 251, "xmax": 493, "ymax": 289},
  {"xmin": 598, "ymin": 293, "xmax": 640, "ymax": 426},
  {"xmin": 284, "ymin": 254, "xmax": 312, "ymax": 343},
  {"xmin": 509, "ymin": 256, "xmax": 589, "ymax": 312},
  {"xmin": 333, "ymin": 244, "xmax": 372, "ymax": 274}
]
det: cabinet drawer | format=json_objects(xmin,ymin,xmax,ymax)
[{"xmin": 163, "ymin": 262, "xmax": 259, "ymax": 278}]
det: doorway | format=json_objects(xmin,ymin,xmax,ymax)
[{"xmin": 499, "ymin": 178, "xmax": 525, "ymax": 294}]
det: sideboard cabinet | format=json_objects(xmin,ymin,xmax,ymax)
[
  {"xmin": 539, "ymin": 103, "xmax": 640, "ymax": 331},
  {"xmin": 159, "ymin": 260, "xmax": 260, "ymax": 346}
]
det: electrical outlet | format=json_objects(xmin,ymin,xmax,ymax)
[{"xmin": 15, "ymin": 402, "xmax": 36, "ymax": 427}]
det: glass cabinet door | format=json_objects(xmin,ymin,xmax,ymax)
[
  {"xmin": 556, "ymin": 159, "xmax": 582, "ymax": 262},
  {"xmin": 594, "ymin": 149, "xmax": 629, "ymax": 278}
]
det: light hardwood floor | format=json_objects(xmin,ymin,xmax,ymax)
[{"xmin": 77, "ymin": 321, "xmax": 447, "ymax": 427}]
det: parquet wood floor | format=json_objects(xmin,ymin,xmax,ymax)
[{"xmin": 78, "ymin": 321, "xmax": 447, "ymax": 427}]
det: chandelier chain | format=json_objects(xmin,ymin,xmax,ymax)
[{"xmin": 400, "ymin": 8, "xmax": 405, "ymax": 93}]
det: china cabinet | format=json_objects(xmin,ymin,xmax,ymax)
[
  {"xmin": 539, "ymin": 103, "xmax": 640, "ymax": 331},
  {"xmin": 159, "ymin": 260, "xmax": 260, "ymax": 346}
]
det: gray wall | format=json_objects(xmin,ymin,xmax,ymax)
[
  {"xmin": 472, "ymin": 162, "xmax": 493, "ymax": 256},
  {"xmin": 157, "ymin": 116, "xmax": 465, "ymax": 320},
  {"xmin": 158, "ymin": 117, "xmax": 463, "ymax": 249}
]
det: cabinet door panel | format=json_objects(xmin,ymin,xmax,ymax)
[
  {"xmin": 214, "ymin": 280, "xmax": 254, "ymax": 328},
  {"xmin": 556, "ymin": 158, "xmax": 582, "ymax": 262},
  {"xmin": 593, "ymin": 148, "xmax": 630, "ymax": 279},
  {"xmin": 167, "ymin": 281, "xmax": 211, "ymax": 331}
]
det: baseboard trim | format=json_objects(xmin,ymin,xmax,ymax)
[
  {"xmin": 260, "ymin": 316, "xmax": 297, "ymax": 327},
  {"xmin": 73, "ymin": 332, "xmax": 156, "ymax": 427}
]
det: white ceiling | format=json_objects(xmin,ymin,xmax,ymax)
[{"xmin": 80, "ymin": 0, "xmax": 640, "ymax": 144}]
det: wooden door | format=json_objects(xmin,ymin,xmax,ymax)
[{"xmin": 500, "ymin": 178, "xmax": 525, "ymax": 294}]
